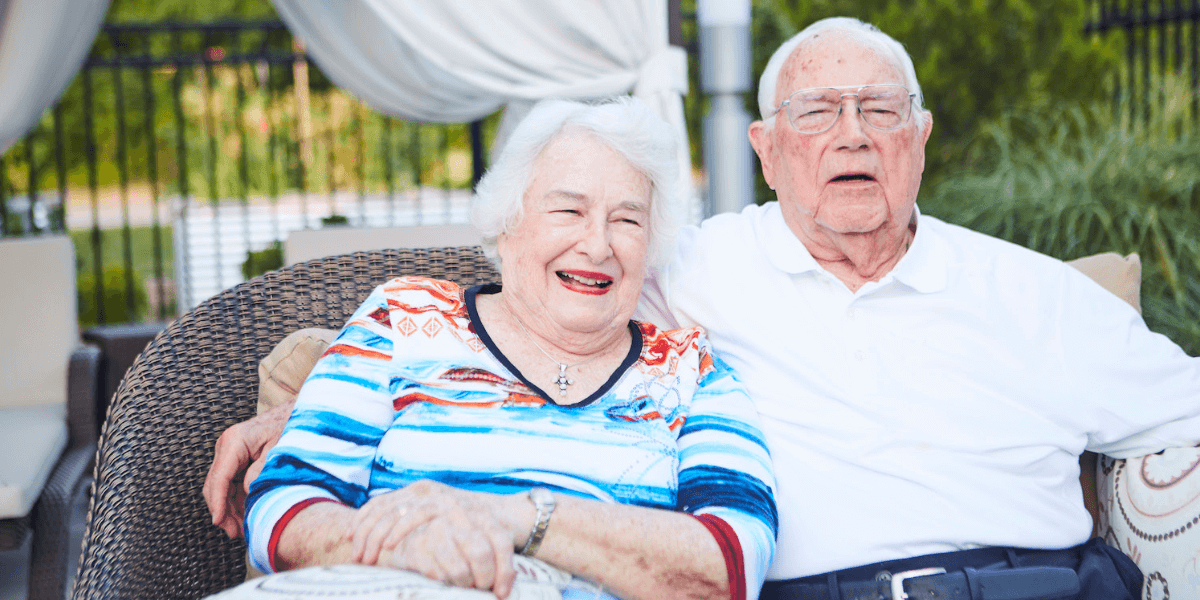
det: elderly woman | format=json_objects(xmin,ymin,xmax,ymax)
[{"xmin": 243, "ymin": 98, "xmax": 776, "ymax": 600}]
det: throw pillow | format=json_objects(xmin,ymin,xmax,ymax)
[{"xmin": 257, "ymin": 328, "xmax": 338, "ymax": 415}]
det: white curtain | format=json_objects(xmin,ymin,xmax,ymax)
[
  {"xmin": 271, "ymin": 0, "xmax": 692, "ymax": 201},
  {"xmin": 0, "ymin": 0, "xmax": 109, "ymax": 154}
]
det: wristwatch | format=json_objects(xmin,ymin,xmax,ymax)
[{"xmin": 520, "ymin": 487, "xmax": 556, "ymax": 557}]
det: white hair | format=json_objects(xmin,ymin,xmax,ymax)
[
  {"xmin": 757, "ymin": 17, "xmax": 927, "ymax": 127},
  {"xmin": 471, "ymin": 97, "xmax": 682, "ymax": 270}
]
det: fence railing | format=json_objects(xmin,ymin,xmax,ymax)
[
  {"xmin": 1084, "ymin": 0, "xmax": 1200, "ymax": 126},
  {"xmin": 0, "ymin": 20, "xmax": 495, "ymax": 324}
]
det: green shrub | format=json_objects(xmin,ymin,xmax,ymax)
[
  {"xmin": 322, "ymin": 214, "xmax": 349, "ymax": 227},
  {"xmin": 77, "ymin": 265, "xmax": 149, "ymax": 327},
  {"xmin": 242, "ymin": 240, "xmax": 284, "ymax": 280},
  {"xmin": 923, "ymin": 99, "xmax": 1200, "ymax": 355}
]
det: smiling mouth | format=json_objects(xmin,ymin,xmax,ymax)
[
  {"xmin": 831, "ymin": 174, "xmax": 875, "ymax": 182},
  {"xmin": 557, "ymin": 271, "xmax": 613, "ymax": 289}
]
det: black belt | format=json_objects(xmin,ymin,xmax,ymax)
[{"xmin": 762, "ymin": 546, "xmax": 1084, "ymax": 600}]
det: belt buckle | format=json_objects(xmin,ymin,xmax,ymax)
[{"xmin": 889, "ymin": 567, "xmax": 946, "ymax": 600}]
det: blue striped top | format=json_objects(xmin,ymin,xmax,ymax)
[{"xmin": 246, "ymin": 277, "xmax": 777, "ymax": 598}]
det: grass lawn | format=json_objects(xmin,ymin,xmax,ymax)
[{"xmin": 70, "ymin": 225, "xmax": 174, "ymax": 281}]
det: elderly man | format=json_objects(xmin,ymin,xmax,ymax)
[
  {"xmin": 635, "ymin": 16, "xmax": 1200, "ymax": 600},
  {"xmin": 206, "ymin": 16, "xmax": 1200, "ymax": 600}
]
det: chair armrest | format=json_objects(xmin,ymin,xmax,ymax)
[
  {"xmin": 82, "ymin": 322, "xmax": 168, "ymax": 427},
  {"xmin": 67, "ymin": 345, "xmax": 101, "ymax": 448},
  {"xmin": 29, "ymin": 442, "xmax": 96, "ymax": 600}
]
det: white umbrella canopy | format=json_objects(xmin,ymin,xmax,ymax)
[
  {"xmin": 270, "ymin": 0, "xmax": 692, "ymax": 201},
  {"xmin": 0, "ymin": 0, "xmax": 109, "ymax": 154}
]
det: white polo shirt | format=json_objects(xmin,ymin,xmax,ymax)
[{"xmin": 637, "ymin": 201, "xmax": 1200, "ymax": 579}]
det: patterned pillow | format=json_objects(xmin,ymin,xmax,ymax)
[{"xmin": 1096, "ymin": 448, "xmax": 1200, "ymax": 599}]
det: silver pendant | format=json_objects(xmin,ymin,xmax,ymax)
[{"xmin": 552, "ymin": 363, "xmax": 573, "ymax": 396}]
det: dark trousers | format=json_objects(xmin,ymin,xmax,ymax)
[
  {"xmin": 760, "ymin": 538, "xmax": 1142, "ymax": 600},
  {"xmin": 1071, "ymin": 538, "xmax": 1143, "ymax": 600}
]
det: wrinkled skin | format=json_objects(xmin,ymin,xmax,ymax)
[
  {"xmin": 203, "ymin": 401, "xmax": 291, "ymax": 538},
  {"xmin": 749, "ymin": 31, "xmax": 933, "ymax": 291}
]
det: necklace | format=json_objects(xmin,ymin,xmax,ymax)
[{"xmin": 508, "ymin": 310, "xmax": 605, "ymax": 397}]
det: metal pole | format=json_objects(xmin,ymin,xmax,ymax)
[
  {"xmin": 698, "ymin": 0, "xmax": 754, "ymax": 216},
  {"xmin": 470, "ymin": 120, "xmax": 486, "ymax": 189}
]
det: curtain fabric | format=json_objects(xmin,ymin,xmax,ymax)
[
  {"xmin": 0, "ymin": 0, "xmax": 109, "ymax": 154},
  {"xmin": 271, "ymin": 0, "xmax": 692, "ymax": 199}
]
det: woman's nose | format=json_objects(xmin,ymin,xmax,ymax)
[{"xmin": 577, "ymin": 219, "xmax": 614, "ymax": 263}]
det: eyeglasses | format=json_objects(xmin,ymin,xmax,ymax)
[{"xmin": 770, "ymin": 85, "xmax": 917, "ymax": 134}]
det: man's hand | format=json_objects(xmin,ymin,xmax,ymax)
[
  {"xmin": 202, "ymin": 401, "xmax": 294, "ymax": 538},
  {"xmin": 348, "ymin": 480, "xmax": 523, "ymax": 598}
]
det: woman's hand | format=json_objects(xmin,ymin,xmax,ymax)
[
  {"xmin": 203, "ymin": 401, "xmax": 293, "ymax": 538},
  {"xmin": 348, "ymin": 480, "xmax": 529, "ymax": 598}
]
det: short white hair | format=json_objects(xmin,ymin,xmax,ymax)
[
  {"xmin": 471, "ymin": 97, "xmax": 682, "ymax": 270},
  {"xmin": 757, "ymin": 17, "xmax": 927, "ymax": 127}
]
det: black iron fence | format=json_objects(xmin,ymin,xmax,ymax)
[
  {"xmin": 0, "ymin": 20, "xmax": 495, "ymax": 324},
  {"xmin": 1084, "ymin": 0, "xmax": 1200, "ymax": 126}
]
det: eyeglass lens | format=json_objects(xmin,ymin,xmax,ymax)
[{"xmin": 786, "ymin": 85, "xmax": 912, "ymax": 133}]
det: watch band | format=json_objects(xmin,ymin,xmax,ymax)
[{"xmin": 520, "ymin": 487, "xmax": 556, "ymax": 557}]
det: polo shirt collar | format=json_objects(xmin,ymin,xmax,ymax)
[
  {"xmin": 887, "ymin": 205, "xmax": 948, "ymax": 293},
  {"xmin": 758, "ymin": 201, "xmax": 822, "ymax": 275},
  {"xmin": 757, "ymin": 201, "xmax": 948, "ymax": 294}
]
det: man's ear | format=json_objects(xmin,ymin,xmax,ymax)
[
  {"xmin": 917, "ymin": 110, "xmax": 933, "ymax": 173},
  {"xmin": 748, "ymin": 120, "xmax": 777, "ymax": 190}
]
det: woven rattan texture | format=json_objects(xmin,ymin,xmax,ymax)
[
  {"xmin": 32, "ymin": 444, "xmax": 96, "ymax": 600},
  {"xmin": 72, "ymin": 248, "xmax": 499, "ymax": 600}
]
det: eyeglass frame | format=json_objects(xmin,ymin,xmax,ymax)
[{"xmin": 768, "ymin": 84, "xmax": 919, "ymax": 134}]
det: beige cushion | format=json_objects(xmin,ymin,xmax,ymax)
[
  {"xmin": 0, "ymin": 235, "xmax": 76, "ymax": 408},
  {"xmin": 1065, "ymin": 252, "xmax": 1141, "ymax": 314},
  {"xmin": 0, "ymin": 405, "xmax": 68, "ymax": 518},
  {"xmin": 257, "ymin": 328, "xmax": 338, "ymax": 415}
]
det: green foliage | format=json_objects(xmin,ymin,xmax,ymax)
[
  {"xmin": 70, "ymin": 226, "xmax": 174, "ymax": 280},
  {"xmin": 105, "ymin": 0, "xmax": 278, "ymax": 23},
  {"xmin": 5, "ymin": 0, "xmax": 487, "ymax": 204},
  {"xmin": 321, "ymin": 214, "xmax": 349, "ymax": 227},
  {"xmin": 2, "ymin": 212, "xmax": 24, "ymax": 236},
  {"xmin": 242, "ymin": 240, "xmax": 283, "ymax": 279},
  {"xmin": 922, "ymin": 95, "xmax": 1200, "ymax": 355},
  {"xmin": 77, "ymin": 265, "xmax": 149, "ymax": 327},
  {"xmin": 745, "ymin": 0, "xmax": 1122, "ymax": 203}
]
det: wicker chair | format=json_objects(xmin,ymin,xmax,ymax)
[
  {"xmin": 71, "ymin": 247, "xmax": 499, "ymax": 600},
  {"xmin": 0, "ymin": 235, "xmax": 102, "ymax": 600}
]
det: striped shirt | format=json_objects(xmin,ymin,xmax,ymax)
[{"xmin": 247, "ymin": 277, "xmax": 777, "ymax": 599}]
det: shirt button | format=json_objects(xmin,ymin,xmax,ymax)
[
  {"xmin": 854, "ymin": 350, "xmax": 865, "ymax": 361},
  {"xmin": 847, "ymin": 308, "xmax": 857, "ymax": 320}
]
